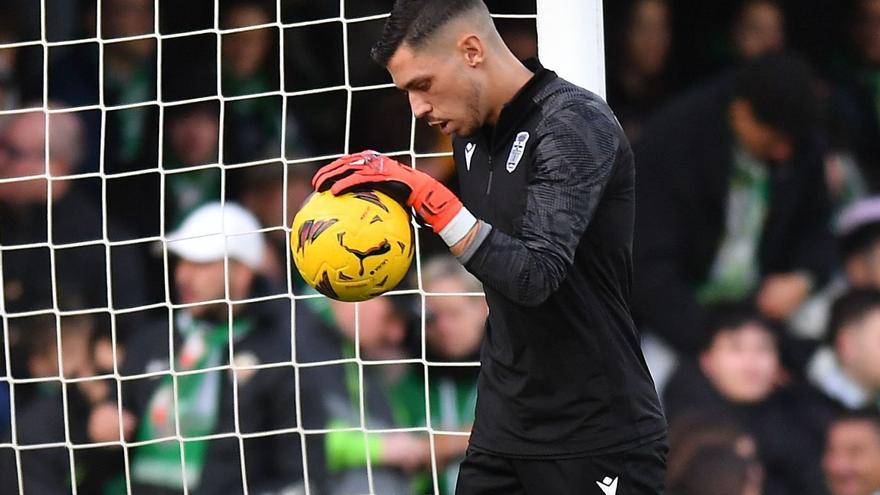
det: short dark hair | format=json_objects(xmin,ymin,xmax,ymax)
[
  {"xmin": 827, "ymin": 288, "xmax": 880, "ymax": 344},
  {"xmin": 829, "ymin": 408, "xmax": 880, "ymax": 442},
  {"xmin": 668, "ymin": 444, "xmax": 753, "ymax": 495},
  {"xmin": 733, "ymin": 52, "xmax": 818, "ymax": 142},
  {"xmin": 839, "ymin": 222, "xmax": 880, "ymax": 260},
  {"xmin": 371, "ymin": 0, "xmax": 489, "ymax": 66},
  {"xmin": 700, "ymin": 303, "xmax": 775, "ymax": 352}
]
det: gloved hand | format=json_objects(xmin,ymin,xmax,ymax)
[{"xmin": 312, "ymin": 150, "xmax": 468, "ymax": 236}]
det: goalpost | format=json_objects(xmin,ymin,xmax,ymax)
[{"xmin": 0, "ymin": 1, "xmax": 604, "ymax": 494}]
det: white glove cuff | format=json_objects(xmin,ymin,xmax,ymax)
[{"xmin": 438, "ymin": 207, "xmax": 478, "ymax": 247}]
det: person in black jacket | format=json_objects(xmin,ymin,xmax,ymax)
[
  {"xmin": 0, "ymin": 108, "xmax": 149, "ymax": 314},
  {"xmin": 806, "ymin": 289, "xmax": 880, "ymax": 415},
  {"xmin": 632, "ymin": 53, "xmax": 835, "ymax": 356},
  {"xmin": 823, "ymin": 410, "xmax": 880, "ymax": 495},
  {"xmin": 0, "ymin": 314, "xmax": 126, "ymax": 494},
  {"xmin": 663, "ymin": 305, "xmax": 829, "ymax": 495},
  {"xmin": 310, "ymin": 0, "xmax": 667, "ymax": 493},
  {"xmin": 94, "ymin": 202, "xmax": 314, "ymax": 495}
]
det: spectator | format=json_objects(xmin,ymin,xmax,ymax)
[
  {"xmin": 417, "ymin": 255, "xmax": 486, "ymax": 494},
  {"xmin": 48, "ymin": 0, "xmax": 163, "ymax": 257},
  {"xmin": 823, "ymin": 410, "xmax": 880, "ymax": 495},
  {"xmin": 633, "ymin": 53, "xmax": 834, "ymax": 357},
  {"xmin": 238, "ymin": 161, "xmax": 317, "ymax": 288},
  {"xmin": 792, "ymin": 197, "xmax": 880, "ymax": 339},
  {"xmin": 101, "ymin": 0, "xmax": 159, "ymax": 172},
  {"xmin": 106, "ymin": 202, "xmax": 309, "ymax": 494},
  {"xmin": 222, "ymin": 1, "xmax": 275, "ymax": 98},
  {"xmin": 0, "ymin": 109, "xmax": 148, "ymax": 313},
  {"xmin": 731, "ymin": 0, "xmax": 787, "ymax": 61},
  {"xmin": 163, "ymin": 102, "xmax": 221, "ymax": 228},
  {"xmin": 665, "ymin": 413, "xmax": 761, "ymax": 488},
  {"xmin": 3, "ymin": 315, "xmax": 127, "ymax": 494},
  {"xmin": 606, "ymin": 0, "xmax": 673, "ymax": 142},
  {"xmin": 663, "ymin": 305, "xmax": 828, "ymax": 494},
  {"xmin": 668, "ymin": 443, "xmax": 763, "ymax": 495},
  {"xmin": 221, "ymin": 1, "xmax": 283, "ymax": 165},
  {"xmin": 296, "ymin": 295, "xmax": 430, "ymax": 495},
  {"xmin": 807, "ymin": 289, "xmax": 880, "ymax": 413}
]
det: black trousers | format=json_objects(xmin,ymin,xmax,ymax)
[{"xmin": 455, "ymin": 437, "xmax": 668, "ymax": 495}]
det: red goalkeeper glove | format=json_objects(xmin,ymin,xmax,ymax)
[{"xmin": 312, "ymin": 151, "xmax": 477, "ymax": 245}]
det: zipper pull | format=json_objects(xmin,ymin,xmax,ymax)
[{"xmin": 486, "ymin": 170, "xmax": 493, "ymax": 195}]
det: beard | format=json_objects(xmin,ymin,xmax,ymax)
[{"xmin": 455, "ymin": 78, "xmax": 484, "ymax": 138}]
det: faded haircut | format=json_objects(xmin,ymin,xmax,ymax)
[{"xmin": 371, "ymin": 0, "xmax": 491, "ymax": 66}]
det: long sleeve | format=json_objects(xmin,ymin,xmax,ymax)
[{"xmin": 464, "ymin": 103, "xmax": 621, "ymax": 307}]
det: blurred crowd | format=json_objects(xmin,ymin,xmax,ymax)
[{"xmin": 1, "ymin": 0, "xmax": 880, "ymax": 494}]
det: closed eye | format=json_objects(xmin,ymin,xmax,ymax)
[{"xmin": 403, "ymin": 77, "xmax": 432, "ymax": 93}]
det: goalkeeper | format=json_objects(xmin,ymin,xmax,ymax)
[{"xmin": 313, "ymin": 0, "xmax": 667, "ymax": 493}]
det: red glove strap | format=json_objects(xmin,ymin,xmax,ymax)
[{"xmin": 409, "ymin": 181, "xmax": 463, "ymax": 233}]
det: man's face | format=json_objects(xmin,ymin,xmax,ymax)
[
  {"xmin": 331, "ymin": 298, "xmax": 406, "ymax": 359},
  {"xmin": 387, "ymin": 44, "xmax": 484, "ymax": 138},
  {"xmin": 626, "ymin": 0, "xmax": 671, "ymax": 76},
  {"xmin": 700, "ymin": 322, "xmax": 779, "ymax": 403},
  {"xmin": 28, "ymin": 324, "xmax": 94, "ymax": 379},
  {"xmin": 840, "ymin": 310, "xmax": 880, "ymax": 391},
  {"xmin": 103, "ymin": 0, "xmax": 154, "ymax": 60},
  {"xmin": 174, "ymin": 259, "xmax": 254, "ymax": 319},
  {"xmin": 734, "ymin": 1, "xmax": 786, "ymax": 60},
  {"xmin": 104, "ymin": 0, "xmax": 153, "ymax": 38},
  {"xmin": 823, "ymin": 420, "xmax": 880, "ymax": 495},
  {"xmin": 730, "ymin": 99, "xmax": 794, "ymax": 163},
  {"xmin": 425, "ymin": 277, "xmax": 487, "ymax": 361},
  {"xmin": 169, "ymin": 110, "xmax": 219, "ymax": 166},
  {"xmin": 222, "ymin": 6, "xmax": 272, "ymax": 79},
  {"xmin": 0, "ymin": 113, "xmax": 51, "ymax": 207}
]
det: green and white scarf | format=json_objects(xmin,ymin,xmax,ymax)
[
  {"xmin": 131, "ymin": 311, "xmax": 253, "ymax": 490},
  {"xmin": 697, "ymin": 144, "xmax": 769, "ymax": 304}
]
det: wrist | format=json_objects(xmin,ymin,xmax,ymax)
[{"xmin": 439, "ymin": 207, "xmax": 477, "ymax": 246}]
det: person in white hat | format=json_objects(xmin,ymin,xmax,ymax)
[{"xmin": 166, "ymin": 201, "xmax": 266, "ymax": 319}]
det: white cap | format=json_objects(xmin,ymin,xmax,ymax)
[{"xmin": 167, "ymin": 202, "xmax": 265, "ymax": 270}]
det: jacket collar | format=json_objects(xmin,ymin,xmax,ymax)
[{"xmin": 483, "ymin": 58, "xmax": 557, "ymax": 152}]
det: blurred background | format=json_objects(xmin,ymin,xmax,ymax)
[{"xmin": 1, "ymin": 0, "xmax": 880, "ymax": 494}]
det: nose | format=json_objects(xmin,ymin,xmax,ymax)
[{"xmin": 408, "ymin": 92, "xmax": 432, "ymax": 119}]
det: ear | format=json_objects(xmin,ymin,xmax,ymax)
[{"xmin": 458, "ymin": 34, "xmax": 485, "ymax": 67}]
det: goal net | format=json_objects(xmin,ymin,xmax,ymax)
[{"xmin": 0, "ymin": 0, "xmax": 602, "ymax": 494}]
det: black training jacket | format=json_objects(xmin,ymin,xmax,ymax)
[{"xmin": 453, "ymin": 60, "xmax": 666, "ymax": 457}]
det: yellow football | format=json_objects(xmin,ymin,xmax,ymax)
[{"xmin": 290, "ymin": 190, "xmax": 414, "ymax": 302}]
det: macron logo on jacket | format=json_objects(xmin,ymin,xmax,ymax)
[
  {"xmin": 465, "ymin": 142, "xmax": 476, "ymax": 171},
  {"xmin": 596, "ymin": 476, "xmax": 618, "ymax": 495}
]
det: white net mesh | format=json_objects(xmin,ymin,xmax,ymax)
[{"xmin": 0, "ymin": 1, "xmax": 539, "ymax": 494}]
